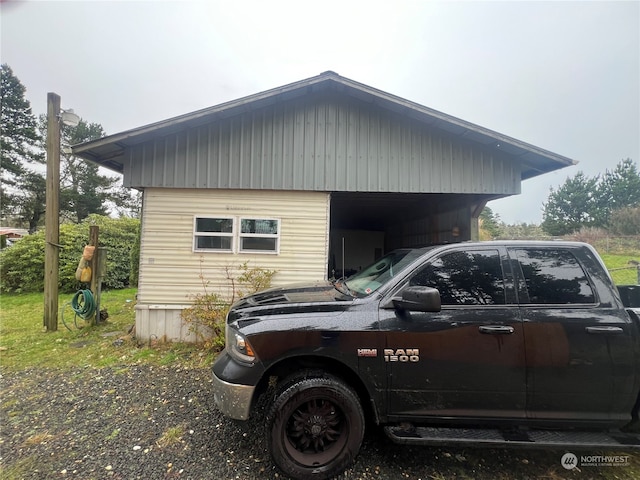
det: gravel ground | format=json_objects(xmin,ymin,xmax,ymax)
[{"xmin": 1, "ymin": 365, "xmax": 637, "ymax": 480}]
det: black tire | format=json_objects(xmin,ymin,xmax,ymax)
[{"xmin": 266, "ymin": 374, "xmax": 364, "ymax": 480}]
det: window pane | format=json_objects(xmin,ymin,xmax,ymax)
[
  {"xmin": 514, "ymin": 249, "xmax": 595, "ymax": 304},
  {"xmin": 241, "ymin": 219, "xmax": 278, "ymax": 234},
  {"xmin": 410, "ymin": 250, "xmax": 505, "ymax": 305},
  {"xmin": 241, "ymin": 237, "xmax": 277, "ymax": 251},
  {"xmin": 196, "ymin": 218, "xmax": 233, "ymax": 233},
  {"xmin": 196, "ymin": 236, "xmax": 232, "ymax": 250}
]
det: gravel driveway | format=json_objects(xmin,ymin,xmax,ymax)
[{"xmin": 1, "ymin": 365, "xmax": 637, "ymax": 479}]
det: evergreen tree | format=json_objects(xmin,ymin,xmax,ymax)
[
  {"xmin": 36, "ymin": 116, "xmax": 140, "ymax": 223},
  {"xmin": 597, "ymin": 158, "xmax": 640, "ymax": 224},
  {"xmin": 14, "ymin": 171, "xmax": 46, "ymax": 233},
  {"xmin": 2, "ymin": 64, "xmax": 138, "ymax": 228},
  {"xmin": 59, "ymin": 120, "xmax": 113, "ymax": 222},
  {"xmin": 541, "ymin": 172, "xmax": 600, "ymax": 236},
  {"xmin": 541, "ymin": 159, "xmax": 640, "ymax": 236},
  {"xmin": 479, "ymin": 206, "xmax": 502, "ymax": 239},
  {"xmin": 0, "ymin": 64, "xmax": 42, "ymax": 223}
]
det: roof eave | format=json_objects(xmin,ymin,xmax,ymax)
[{"xmin": 73, "ymin": 71, "xmax": 577, "ymax": 177}]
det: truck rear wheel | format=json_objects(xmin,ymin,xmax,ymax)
[{"xmin": 267, "ymin": 374, "xmax": 364, "ymax": 480}]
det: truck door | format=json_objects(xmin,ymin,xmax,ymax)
[
  {"xmin": 379, "ymin": 247, "xmax": 527, "ymax": 420},
  {"xmin": 510, "ymin": 247, "xmax": 636, "ymax": 425}
]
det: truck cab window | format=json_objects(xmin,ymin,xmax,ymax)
[
  {"xmin": 410, "ymin": 250, "xmax": 505, "ymax": 305},
  {"xmin": 512, "ymin": 248, "xmax": 595, "ymax": 304}
]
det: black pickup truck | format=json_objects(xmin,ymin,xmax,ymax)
[{"xmin": 212, "ymin": 241, "xmax": 640, "ymax": 479}]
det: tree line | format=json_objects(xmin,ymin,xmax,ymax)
[
  {"xmin": 481, "ymin": 158, "xmax": 640, "ymax": 239},
  {"xmin": 541, "ymin": 158, "xmax": 640, "ymax": 236},
  {"xmin": 1, "ymin": 64, "xmax": 139, "ymax": 233}
]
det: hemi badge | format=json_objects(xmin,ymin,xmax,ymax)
[{"xmin": 357, "ymin": 348, "xmax": 378, "ymax": 357}]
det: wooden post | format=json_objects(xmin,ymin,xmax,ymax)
[
  {"xmin": 43, "ymin": 93, "xmax": 61, "ymax": 331},
  {"xmin": 89, "ymin": 225, "xmax": 99, "ymax": 325},
  {"xmin": 95, "ymin": 246, "xmax": 107, "ymax": 324}
]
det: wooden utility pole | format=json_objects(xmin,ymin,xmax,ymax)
[{"xmin": 44, "ymin": 93, "xmax": 61, "ymax": 331}]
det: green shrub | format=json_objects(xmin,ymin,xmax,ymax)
[
  {"xmin": 181, "ymin": 291, "xmax": 229, "ymax": 352},
  {"xmin": 236, "ymin": 260, "xmax": 277, "ymax": 297},
  {"xmin": 609, "ymin": 206, "xmax": 640, "ymax": 235},
  {"xmin": 0, "ymin": 215, "xmax": 140, "ymax": 293},
  {"xmin": 181, "ymin": 260, "xmax": 276, "ymax": 351},
  {"xmin": 84, "ymin": 215, "xmax": 140, "ymax": 290},
  {"xmin": 0, "ymin": 232, "xmax": 46, "ymax": 293},
  {"xmin": 129, "ymin": 223, "xmax": 141, "ymax": 287}
]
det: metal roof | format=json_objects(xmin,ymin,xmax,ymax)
[{"xmin": 73, "ymin": 71, "xmax": 576, "ymax": 179}]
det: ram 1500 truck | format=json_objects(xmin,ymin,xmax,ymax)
[{"xmin": 212, "ymin": 241, "xmax": 640, "ymax": 479}]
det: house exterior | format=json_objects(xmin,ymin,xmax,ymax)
[
  {"xmin": 74, "ymin": 71, "xmax": 576, "ymax": 341},
  {"xmin": 0, "ymin": 228, "xmax": 28, "ymax": 248}
]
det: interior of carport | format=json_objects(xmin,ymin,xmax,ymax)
[{"xmin": 328, "ymin": 191, "xmax": 495, "ymax": 278}]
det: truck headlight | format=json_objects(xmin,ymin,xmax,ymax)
[{"xmin": 225, "ymin": 325, "xmax": 257, "ymax": 363}]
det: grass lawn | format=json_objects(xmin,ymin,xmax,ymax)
[
  {"xmin": 600, "ymin": 253, "xmax": 640, "ymax": 285},
  {"xmin": 0, "ymin": 288, "xmax": 212, "ymax": 372}
]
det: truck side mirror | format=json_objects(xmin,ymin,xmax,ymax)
[{"xmin": 393, "ymin": 286, "xmax": 441, "ymax": 312}]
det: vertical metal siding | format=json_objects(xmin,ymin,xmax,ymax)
[{"xmin": 125, "ymin": 97, "xmax": 520, "ymax": 195}]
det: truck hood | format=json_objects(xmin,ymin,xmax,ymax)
[{"xmin": 228, "ymin": 281, "xmax": 353, "ymax": 321}]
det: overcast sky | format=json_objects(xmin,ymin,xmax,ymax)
[{"xmin": 2, "ymin": 0, "xmax": 638, "ymax": 224}]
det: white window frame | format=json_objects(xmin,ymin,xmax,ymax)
[
  {"xmin": 193, "ymin": 216, "xmax": 235, "ymax": 253},
  {"xmin": 238, "ymin": 218, "xmax": 280, "ymax": 254},
  {"xmin": 192, "ymin": 216, "xmax": 281, "ymax": 254}
]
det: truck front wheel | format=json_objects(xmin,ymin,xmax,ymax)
[{"xmin": 267, "ymin": 374, "xmax": 364, "ymax": 480}]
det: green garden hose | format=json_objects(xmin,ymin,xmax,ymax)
[{"xmin": 61, "ymin": 289, "xmax": 96, "ymax": 331}]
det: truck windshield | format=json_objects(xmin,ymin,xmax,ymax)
[{"xmin": 344, "ymin": 249, "xmax": 427, "ymax": 297}]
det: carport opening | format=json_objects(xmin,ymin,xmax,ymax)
[{"xmin": 328, "ymin": 192, "xmax": 491, "ymax": 278}]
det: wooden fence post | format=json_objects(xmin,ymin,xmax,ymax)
[{"xmin": 89, "ymin": 226, "xmax": 99, "ymax": 325}]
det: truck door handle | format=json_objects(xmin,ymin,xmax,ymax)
[
  {"xmin": 585, "ymin": 326, "xmax": 624, "ymax": 335},
  {"xmin": 479, "ymin": 325, "xmax": 514, "ymax": 334}
]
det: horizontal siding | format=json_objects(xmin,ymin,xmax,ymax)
[
  {"xmin": 125, "ymin": 96, "xmax": 520, "ymax": 195},
  {"xmin": 137, "ymin": 188, "xmax": 329, "ymax": 305}
]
